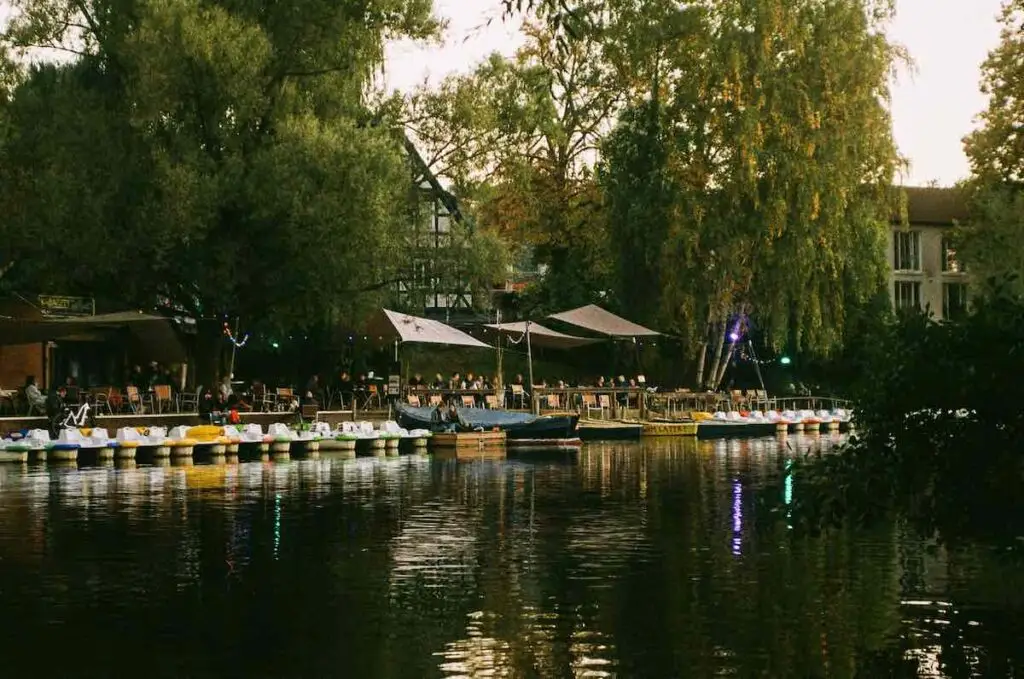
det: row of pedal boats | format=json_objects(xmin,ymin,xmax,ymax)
[
  {"xmin": 0, "ymin": 421, "xmax": 432, "ymax": 462},
  {"xmin": 695, "ymin": 408, "xmax": 854, "ymax": 436}
]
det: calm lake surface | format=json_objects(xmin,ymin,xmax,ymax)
[{"xmin": 0, "ymin": 436, "xmax": 1021, "ymax": 678}]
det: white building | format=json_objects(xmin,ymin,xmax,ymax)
[{"xmin": 888, "ymin": 187, "xmax": 969, "ymax": 320}]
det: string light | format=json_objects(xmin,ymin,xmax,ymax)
[{"xmin": 223, "ymin": 322, "xmax": 250, "ymax": 348}]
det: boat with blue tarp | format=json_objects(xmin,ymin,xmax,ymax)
[{"xmin": 395, "ymin": 403, "xmax": 578, "ymax": 440}]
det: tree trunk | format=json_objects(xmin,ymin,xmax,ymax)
[
  {"xmin": 713, "ymin": 341, "xmax": 736, "ymax": 391},
  {"xmin": 705, "ymin": 322, "xmax": 726, "ymax": 390},
  {"xmin": 694, "ymin": 305, "xmax": 714, "ymax": 387},
  {"xmin": 694, "ymin": 340, "xmax": 708, "ymax": 388}
]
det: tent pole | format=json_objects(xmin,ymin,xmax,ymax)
[
  {"xmin": 228, "ymin": 316, "xmax": 240, "ymax": 378},
  {"xmin": 526, "ymin": 319, "xmax": 534, "ymax": 400},
  {"xmin": 495, "ymin": 309, "xmax": 503, "ymax": 391}
]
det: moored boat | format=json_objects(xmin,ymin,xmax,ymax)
[{"xmin": 395, "ymin": 403, "xmax": 578, "ymax": 440}]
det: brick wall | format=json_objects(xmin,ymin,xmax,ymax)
[{"xmin": 0, "ymin": 343, "xmax": 43, "ymax": 389}]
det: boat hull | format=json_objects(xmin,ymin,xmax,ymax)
[{"xmin": 396, "ymin": 404, "xmax": 578, "ymax": 440}]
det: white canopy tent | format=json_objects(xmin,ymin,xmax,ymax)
[{"xmin": 370, "ymin": 309, "xmax": 491, "ymax": 349}]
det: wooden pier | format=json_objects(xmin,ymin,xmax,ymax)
[{"xmin": 431, "ymin": 431, "xmax": 506, "ymax": 451}]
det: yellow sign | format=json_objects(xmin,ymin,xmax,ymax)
[{"xmin": 37, "ymin": 295, "xmax": 95, "ymax": 317}]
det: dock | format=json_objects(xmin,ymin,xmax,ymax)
[
  {"xmin": 430, "ymin": 431, "xmax": 507, "ymax": 451},
  {"xmin": 642, "ymin": 421, "xmax": 698, "ymax": 437},
  {"xmin": 506, "ymin": 437, "xmax": 582, "ymax": 451}
]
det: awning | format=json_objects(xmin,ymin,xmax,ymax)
[
  {"xmin": 484, "ymin": 321, "xmax": 602, "ymax": 349},
  {"xmin": 369, "ymin": 309, "xmax": 491, "ymax": 349},
  {"xmin": 0, "ymin": 311, "xmax": 186, "ymax": 362},
  {"xmin": 548, "ymin": 304, "xmax": 660, "ymax": 337}
]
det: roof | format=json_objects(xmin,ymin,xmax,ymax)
[
  {"xmin": 902, "ymin": 186, "xmax": 969, "ymax": 226},
  {"xmin": 548, "ymin": 305, "xmax": 660, "ymax": 337},
  {"xmin": 484, "ymin": 321, "xmax": 602, "ymax": 349},
  {"xmin": 370, "ymin": 309, "xmax": 491, "ymax": 349},
  {"xmin": 0, "ymin": 311, "xmax": 185, "ymax": 361}
]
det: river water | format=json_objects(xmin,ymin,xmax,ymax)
[{"xmin": 0, "ymin": 435, "xmax": 1020, "ymax": 678}]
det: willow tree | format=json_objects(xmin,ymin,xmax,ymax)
[
  {"xmin": 0, "ymin": 0, "xmax": 439, "ymax": 380},
  {"xmin": 962, "ymin": 0, "xmax": 1024, "ymax": 299},
  {"xmin": 602, "ymin": 0, "xmax": 903, "ymax": 388}
]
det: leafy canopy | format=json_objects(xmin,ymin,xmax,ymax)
[{"xmin": 0, "ymin": 0, "xmax": 451, "ymax": 333}]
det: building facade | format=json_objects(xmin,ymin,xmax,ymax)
[
  {"xmin": 888, "ymin": 187, "xmax": 970, "ymax": 321},
  {"xmin": 393, "ymin": 136, "xmax": 479, "ymax": 322}
]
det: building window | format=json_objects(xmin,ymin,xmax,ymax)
[
  {"xmin": 893, "ymin": 231, "xmax": 921, "ymax": 271},
  {"xmin": 943, "ymin": 283, "xmax": 968, "ymax": 320},
  {"xmin": 894, "ymin": 281, "xmax": 920, "ymax": 311},
  {"xmin": 941, "ymin": 238, "xmax": 965, "ymax": 272}
]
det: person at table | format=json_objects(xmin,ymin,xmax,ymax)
[
  {"xmin": 218, "ymin": 374, "xmax": 234, "ymax": 404},
  {"xmin": 23, "ymin": 375, "xmax": 46, "ymax": 414},
  {"xmin": 595, "ymin": 376, "xmax": 606, "ymax": 389},
  {"xmin": 448, "ymin": 372, "xmax": 464, "ymax": 390},
  {"xmin": 304, "ymin": 374, "xmax": 323, "ymax": 406},
  {"xmin": 198, "ymin": 387, "xmax": 219, "ymax": 422},
  {"xmin": 408, "ymin": 373, "xmax": 423, "ymax": 388},
  {"xmin": 127, "ymin": 365, "xmax": 146, "ymax": 389},
  {"xmin": 466, "ymin": 372, "xmax": 482, "ymax": 390},
  {"xmin": 431, "ymin": 373, "xmax": 445, "ymax": 389},
  {"xmin": 336, "ymin": 371, "xmax": 353, "ymax": 407}
]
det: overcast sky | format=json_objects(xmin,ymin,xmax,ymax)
[
  {"xmin": 384, "ymin": 0, "xmax": 1006, "ymax": 187},
  {"xmin": 1, "ymin": 0, "xmax": 1007, "ymax": 186}
]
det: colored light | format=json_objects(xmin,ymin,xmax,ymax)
[
  {"xmin": 729, "ymin": 332, "xmax": 740, "ymax": 342},
  {"xmin": 780, "ymin": 356, "xmax": 791, "ymax": 365},
  {"xmin": 272, "ymin": 341, "xmax": 279, "ymax": 349}
]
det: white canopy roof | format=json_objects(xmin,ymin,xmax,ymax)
[
  {"xmin": 484, "ymin": 321, "xmax": 601, "ymax": 349},
  {"xmin": 372, "ymin": 309, "xmax": 491, "ymax": 348},
  {"xmin": 548, "ymin": 304, "xmax": 660, "ymax": 337}
]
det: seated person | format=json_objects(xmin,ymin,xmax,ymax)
[{"xmin": 24, "ymin": 375, "xmax": 46, "ymax": 413}]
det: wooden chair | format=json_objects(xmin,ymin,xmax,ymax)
[
  {"xmin": 461, "ymin": 395, "xmax": 475, "ymax": 408},
  {"xmin": 125, "ymin": 385, "xmax": 151, "ymax": 414},
  {"xmin": 407, "ymin": 394, "xmax": 422, "ymax": 407},
  {"xmin": 545, "ymin": 393, "xmax": 561, "ymax": 410},
  {"xmin": 153, "ymin": 384, "xmax": 174, "ymax": 413},
  {"xmin": 178, "ymin": 386, "xmax": 201, "ymax": 413},
  {"xmin": 583, "ymin": 393, "xmax": 606, "ymax": 419},
  {"xmin": 510, "ymin": 384, "xmax": 526, "ymax": 408},
  {"xmin": 276, "ymin": 387, "xmax": 295, "ymax": 411},
  {"xmin": 484, "ymin": 394, "xmax": 499, "ymax": 409}
]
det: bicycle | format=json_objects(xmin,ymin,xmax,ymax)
[{"xmin": 59, "ymin": 401, "xmax": 97, "ymax": 430}]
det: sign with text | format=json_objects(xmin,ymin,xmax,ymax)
[{"xmin": 37, "ymin": 295, "xmax": 95, "ymax": 318}]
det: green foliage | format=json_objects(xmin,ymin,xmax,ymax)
[
  {"xmin": 596, "ymin": 0, "xmax": 902, "ymax": 387},
  {"xmin": 402, "ymin": 22, "xmax": 620, "ymax": 313},
  {"xmin": 785, "ymin": 292, "xmax": 1024, "ymax": 544},
  {"xmin": 0, "ymin": 0, "xmax": 444, "ymax": 337},
  {"xmin": 961, "ymin": 1, "xmax": 1024, "ymax": 302}
]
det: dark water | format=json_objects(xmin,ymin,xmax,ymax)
[{"xmin": 0, "ymin": 436, "xmax": 1021, "ymax": 678}]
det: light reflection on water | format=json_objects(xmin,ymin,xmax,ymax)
[{"xmin": 0, "ymin": 435, "xmax": 1019, "ymax": 678}]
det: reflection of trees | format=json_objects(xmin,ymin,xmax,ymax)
[{"xmin": 0, "ymin": 442, "xmax": 1021, "ymax": 676}]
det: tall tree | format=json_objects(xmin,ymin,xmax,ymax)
[
  {"xmin": 402, "ymin": 21, "xmax": 622, "ymax": 314},
  {"xmin": 962, "ymin": 0, "xmax": 1024, "ymax": 299},
  {"xmin": 0, "ymin": 0, "xmax": 463, "ymax": 379},
  {"xmin": 601, "ymin": 0, "xmax": 904, "ymax": 388}
]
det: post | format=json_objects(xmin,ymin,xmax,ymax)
[
  {"xmin": 228, "ymin": 316, "xmax": 240, "ymax": 378},
  {"xmin": 495, "ymin": 309, "xmax": 503, "ymax": 391},
  {"xmin": 526, "ymin": 320, "xmax": 536, "ymax": 414},
  {"xmin": 747, "ymin": 340, "xmax": 767, "ymax": 395}
]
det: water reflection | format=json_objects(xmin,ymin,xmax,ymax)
[{"xmin": 0, "ymin": 436, "xmax": 1018, "ymax": 678}]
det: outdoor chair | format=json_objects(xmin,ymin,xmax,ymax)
[
  {"xmin": 178, "ymin": 386, "xmax": 201, "ymax": 413},
  {"xmin": 583, "ymin": 393, "xmax": 606, "ymax": 419},
  {"xmin": 484, "ymin": 394, "xmax": 499, "ymax": 409},
  {"xmin": 461, "ymin": 395, "xmax": 475, "ymax": 408},
  {"xmin": 510, "ymin": 384, "xmax": 526, "ymax": 409},
  {"xmin": 275, "ymin": 387, "xmax": 295, "ymax": 411},
  {"xmin": 153, "ymin": 384, "xmax": 175, "ymax": 413},
  {"xmin": 125, "ymin": 385, "xmax": 152, "ymax": 414}
]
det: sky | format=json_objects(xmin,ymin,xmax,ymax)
[
  {"xmin": 0, "ymin": 0, "xmax": 1007, "ymax": 186},
  {"xmin": 383, "ymin": 0, "xmax": 1007, "ymax": 187}
]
